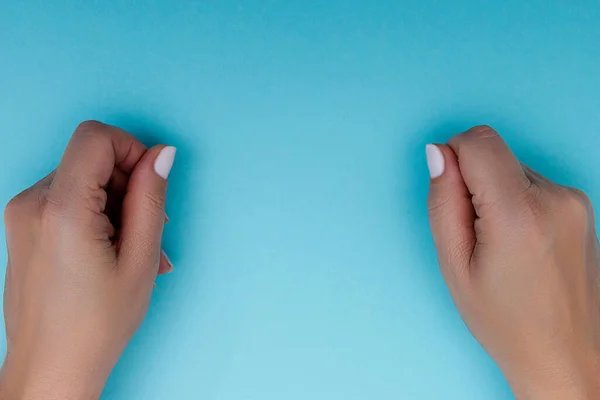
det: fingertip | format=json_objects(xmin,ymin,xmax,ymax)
[
  {"xmin": 426, "ymin": 144, "xmax": 445, "ymax": 179},
  {"xmin": 426, "ymin": 143, "xmax": 469, "ymax": 214},
  {"xmin": 154, "ymin": 146, "xmax": 177, "ymax": 180},
  {"xmin": 426, "ymin": 143, "xmax": 462, "ymax": 183},
  {"xmin": 158, "ymin": 249, "xmax": 174, "ymax": 275}
]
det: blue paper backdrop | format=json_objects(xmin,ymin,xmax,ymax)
[{"xmin": 1, "ymin": 1, "xmax": 599, "ymax": 399}]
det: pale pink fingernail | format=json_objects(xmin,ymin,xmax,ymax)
[
  {"xmin": 154, "ymin": 146, "xmax": 177, "ymax": 180},
  {"xmin": 165, "ymin": 213, "xmax": 170, "ymax": 224},
  {"xmin": 161, "ymin": 249, "xmax": 174, "ymax": 273},
  {"xmin": 425, "ymin": 144, "xmax": 445, "ymax": 179}
]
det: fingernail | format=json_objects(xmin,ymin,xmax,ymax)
[
  {"xmin": 165, "ymin": 213, "xmax": 170, "ymax": 224},
  {"xmin": 154, "ymin": 146, "xmax": 177, "ymax": 180},
  {"xmin": 425, "ymin": 144, "xmax": 445, "ymax": 179},
  {"xmin": 161, "ymin": 249, "xmax": 174, "ymax": 273}
]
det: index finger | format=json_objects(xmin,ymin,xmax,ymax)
[
  {"xmin": 448, "ymin": 126, "xmax": 531, "ymax": 218},
  {"xmin": 51, "ymin": 121, "xmax": 147, "ymax": 209}
]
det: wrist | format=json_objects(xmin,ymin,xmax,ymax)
[{"xmin": 505, "ymin": 353, "xmax": 600, "ymax": 400}]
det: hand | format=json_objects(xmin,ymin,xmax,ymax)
[
  {"xmin": 426, "ymin": 126, "xmax": 600, "ymax": 399},
  {"xmin": 0, "ymin": 121, "xmax": 176, "ymax": 399}
]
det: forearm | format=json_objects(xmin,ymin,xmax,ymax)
[{"xmin": 0, "ymin": 353, "xmax": 106, "ymax": 400}]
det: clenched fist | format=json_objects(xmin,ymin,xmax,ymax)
[
  {"xmin": 0, "ymin": 121, "xmax": 176, "ymax": 399},
  {"xmin": 427, "ymin": 126, "xmax": 600, "ymax": 400}
]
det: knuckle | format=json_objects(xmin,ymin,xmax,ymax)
[
  {"xmin": 3, "ymin": 189, "xmax": 37, "ymax": 226},
  {"xmin": 557, "ymin": 187, "xmax": 592, "ymax": 221},
  {"xmin": 75, "ymin": 120, "xmax": 106, "ymax": 133},
  {"xmin": 4, "ymin": 196, "xmax": 24, "ymax": 225},
  {"xmin": 448, "ymin": 125, "xmax": 500, "ymax": 152},
  {"xmin": 465, "ymin": 125, "xmax": 499, "ymax": 140},
  {"xmin": 73, "ymin": 121, "xmax": 111, "ymax": 146},
  {"xmin": 569, "ymin": 187, "xmax": 592, "ymax": 207}
]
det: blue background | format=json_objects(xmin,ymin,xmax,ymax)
[{"xmin": 1, "ymin": 1, "xmax": 600, "ymax": 399}]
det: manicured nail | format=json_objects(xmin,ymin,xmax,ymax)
[
  {"xmin": 161, "ymin": 249, "xmax": 174, "ymax": 273},
  {"xmin": 154, "ymin": 146, "xmax": 177, "ymax": 180},
  {"xmin": 425, "ymin": 144, "xmax": 445, "ymax": 179}
]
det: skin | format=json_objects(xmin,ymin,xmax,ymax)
[
  {"xmin": 0, "ymin": 121, "xmax": 173, "ymax": 399},
  {"xmin": 0, "ymin": 122, "xmax": 598, "ymax": 398},
  {"xmin": 428, "ymin": 126, "xmax": 600, "ymax": 399}
]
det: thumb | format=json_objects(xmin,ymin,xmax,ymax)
[
  {"xmin": 118, "ymin": 145, "xmax": 176, "ymax": 276},
  {"xmin": 426, "ymin": 144, "xmax": 476, "ymax": 284}
]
